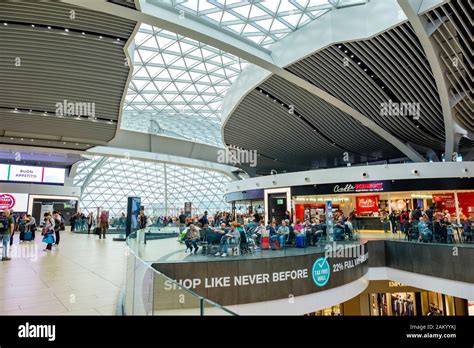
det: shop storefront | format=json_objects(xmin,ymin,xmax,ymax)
[
  {"xmin": 291, "ymin": 178, "xmax": 474, "ymax": 232},
  {"xmin": 305, "ymin": 280, "xmax": 468, "ymax": 316}
]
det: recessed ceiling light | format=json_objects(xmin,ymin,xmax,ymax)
[
  {"xmin": 63, "ymin": 142, "xmax": 66, "ymax": 144},
  {"xmin": 31, "ymin": 24, "xmax": 35, "ymax": 28},
  {"xmin": 20, "ymin": 138, "xmax": 24, "ymax": 141},
  {"xmin": 82, "ymin": 32, "xmax": 85, "ymax": 35},
  {"xmin": 344, "ymin": 50, "xmax": 348, "ymax": 53},
  {"xmin": 29, "ymin": 109, "xmax": 32, "ymax": 112},
  {"xmin": 10, "ymin": 137, "xmax": 13, "ymax": 140},
  {"xmin": 116, "ymin": 38, "xmax": 120, "ymax": 41},
  {"xmin": 3, "ymin": 23, "xmax": 7, "ymax": 26},
  {"xmin": 30, "ymin": 139, "xmax": 34, "ymax": 142},
  {"xmin": 350, "ymin": 55, "xmax": 354, "ymax": 58},
  {"xmin": 65, "ymin": 28, "xmax": 69, "ymax": 32},
  {"xmin": 47, "ymin": 26, "xmax": 51, "ymax": 29},
  {"xmin": 357, "ymin": 62, "xmax": 361, "ymax": 65},
  {"xmin": 14, "ymin": 108, "xmax": 17, "ymax": 111},
  {"xmin": 75, "ymin": 143, "xmax": 79, "ymax": 145},
  {"xmin": 99, "ymin": 36, "xmax": 103, "ymax": 39},
  {"xmin": 338, "ymin": 45, "xmax": 342, "ymax": 48}
]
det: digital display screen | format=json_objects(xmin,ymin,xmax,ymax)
[{"xmin": 0, "ymin": 164, "xmax": 65, "ymax": 185}]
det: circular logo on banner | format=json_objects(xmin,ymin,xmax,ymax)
[
  {"xmin": 0, "ymin": 194, "xmax": 16, "ymax": 210},
  {"xmin": 312, "ymin": 257, "xmax": 330, "ymax": 287}
]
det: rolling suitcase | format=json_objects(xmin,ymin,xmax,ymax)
[
  {"xmin": 261, "ymin": 236, "xmax": 269, "ymax": 250},
  {"xmin": 296, "ymin": 234, "xmax": 305, "ymax": 248}
]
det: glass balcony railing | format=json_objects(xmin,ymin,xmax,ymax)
[{"xmin": 123, "ymin": 230, "xmax": 236, "ymax": 316}]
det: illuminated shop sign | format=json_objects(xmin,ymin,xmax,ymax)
[
  {"xmin": 333, "ymin": 182, "xmax": 384, "ymax": 193},
  {"xmin": 0, "ymin": 164, "xmax": 65, "ymax": 185}
]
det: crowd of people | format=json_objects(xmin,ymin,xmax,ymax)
[
  {"xmin": 176, "ymin": 209, "xmax": 356, "ymax": 257},
  {"xmin": 378, "ymin": 206, "xmax": 473, "ymax": 243},
  {"xmin": 0, "ymin": 208, "xmax": 65, "ymax": 260}
]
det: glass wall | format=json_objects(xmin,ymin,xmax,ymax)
[{"xmin": 74, "ymin": 157, "xmax": 232, "ymax": 218}]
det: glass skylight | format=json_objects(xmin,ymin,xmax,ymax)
[{"xmin": 121, "ymin": 25, "xmax": 247, "ymax": 145}]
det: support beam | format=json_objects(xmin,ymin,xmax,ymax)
[
  {"xmin": 62, "ymin": 0, "xmax": 426, "ymax": 163},
  {"xmin": 397, "ymin": 0, "xmax": 456, "ymax": 161}
]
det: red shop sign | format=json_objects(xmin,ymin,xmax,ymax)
[
  {"xmin": 356, "ymin": 195, "xmax": 379, "ymax": 213},
  {"xmin": 0, "ymin": 194, "xmax": 16, "ymax": 210}
]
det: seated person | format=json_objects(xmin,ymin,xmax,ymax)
[
  {"xmin": 184, "ymin": 224, "xmax": 200, "ymax": 254},
  {"xmin": 271, "ymin": 220, "xmax": 289, "ymax": 248},
  {"xmin": 252, "ymin": 221, "xmax": 266, "ymax": 247},
  {"xmin": 417, "ymin": 216, "xmax": 432, "ymax": 242},
  {"xmin": 333, "ymin": 216, "xmax": 346, "ymax": 241},
  {"xmin": 463, "ymin": 216, "xmax": 472, "ymax": 242},
  {"xmin": 215, "ymin": 223, "xmax": 240, "ymax": 257},
  {"xmin": 287, "ymin": 220, "xmax": 295, "ymax": 245},
  {"xmin": 266, "ymin": 222, "xmax": 277, "ymax": 237},
  {"xmin": 207, "ymin": 223, "xmax": 227, "ymax": 244},
  {"xmin": 294, "ymin": 220, "xmax": 304, "ymax": 235},
  {"xmin": 200, "ymin": 223, "xmax": 213, "ymax": 241}
]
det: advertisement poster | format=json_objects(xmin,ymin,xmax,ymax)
[
  {"xmin": 356, "ymin": 195, "xmax": 379, "ymax": 214},
  {"xmin": 40, "ymin": 203, "xmax": 54, "ymax": 218},
  {"xmin": 0, "ymin": 193, "xmax": 29, "ymax": 212}
]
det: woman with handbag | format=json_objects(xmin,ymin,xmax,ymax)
[{"xmin": 42, "ymin": 212, "xmax": 56, "ymax": 252}]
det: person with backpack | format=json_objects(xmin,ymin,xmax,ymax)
[
  {"xmin": 42, "ymin": 212, "xmax": 56, "ymax": 252},
  {"xmin": 0, "ymin": 209, "xmax": 15, "ymax": 261}
]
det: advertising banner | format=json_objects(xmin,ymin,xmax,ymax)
[
  {"xmin": 356, "ymin": 195, "xmax": 379, "ymax": 214},
  {"xmin": 0, "ymin": 193, "xmax": 29, "ymax": 212},
  {"xmin": 153, "ymin": 242, "xmax": 368, "ymax": 307}
]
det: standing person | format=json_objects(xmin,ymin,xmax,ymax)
[
  {"xmin": 253, "ymin": 210, "xmax": 261, "ymax": 223},
  {"xmin": 381, "ymin": 210, "xmax": 389, "ymax": 233},
  {"xmin": 25, "ymin": 214, "xmax": 37, "ymax": 240},
  {"xmin": 199, "ymin": 211, "xmax": 209, "ymax": 226},
  {"xmin": 70, "ymin": 213, "xmax": 77, "ymax": 232},
  {"xmin": 52, "ymin": 211, "xmax": 62, "ymax": 247},
  {"xmin": 138, "ymin": 211, "xmax": 147, "ymax": 229},
  {"xmin": 87, "ymin": 212, "xmax": 94, "ymax": 235},
  {"xmin": 99, "ymin": 209, "xmax": 109, "ymax": 239},
  {"xmin": 389, "ymin": 210, "xmax": 398, "ymax": 234},
  {"xmin": 178, "ymin": 209, "xmax": 187, "ymax": 232},
  {"xmin": 9, "ymin": 210, "xmax": 16, "ymax": 246},
  {"xmin": 42, "ymin": 212, "xmax": 55, "ymax": 252},
  {"xmin": 0, "ymin": 209, "xmax": 14, "ymax": 261}
]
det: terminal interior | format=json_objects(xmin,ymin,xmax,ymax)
[{"xmin": 0, "ymin": 0, "xmax": 473, "ymax": 316}]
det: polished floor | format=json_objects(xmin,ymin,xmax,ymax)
[{"xmin": 0, "ymin": 229, "xmax": 126, "ymax": 315}]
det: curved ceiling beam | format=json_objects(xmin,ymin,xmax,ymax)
[
  {"xmin": 397, "ymin": 0, "xmax": 461, "ymax": 161},
  {"xmin": 62, "ymin": 0, "xmax": 426, "ymax": 163}
]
